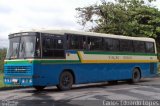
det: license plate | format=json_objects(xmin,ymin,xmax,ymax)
[{"xmin": 12, "ymin": 79, "xmax": 18, "ymax": 83}]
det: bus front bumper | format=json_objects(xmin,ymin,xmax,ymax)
[{"xmin": 4, "ymin": 76, "xmax": 33, "ymax": 86}]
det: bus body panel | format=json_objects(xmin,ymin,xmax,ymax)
[
  {"xmin": 33, "ymin": 63, "xmax": 157, "ymax": 86},
  {"xmin": 4, "ymin": 62, "xmax": 157, "ymax": 86}
]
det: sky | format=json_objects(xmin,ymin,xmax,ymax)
[
  {"xmin": 0, "ymin": 0, "xmax": 160, "ymax": 39},
  {"xmin": 0, "ymin": 0, "xmax": 101, "ymax": 39}
]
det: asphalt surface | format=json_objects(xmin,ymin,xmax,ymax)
[{"xmin": 1, "ymin": 77, "xmax": 160, "ymax": 106}]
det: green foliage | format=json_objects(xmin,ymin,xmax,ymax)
[
  {"xmin": 76, "ymin": 0, "xmax": 160, "ymax": 55},
  {"xmin": 0, "ymin": 48, "xmax": 7, "ymax": 73},
  {"xmin": 76, "ymin": 0, "xmax": 160, "ymax": 39},
  {"xmin": 0, "ymin": 74, "xmax": 4, "ymax": 87}
]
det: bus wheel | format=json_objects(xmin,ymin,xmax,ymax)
[
  {"xmin": 34, "ymin": 86, "xmax": 46, "ymax": 91},
  {"xmin": 131, "ymin": 68, "xmax": 141, "ymax": 83},
  {"xmin": 57, "ymin": 71, "xmax": 73, "ymax": 91}
]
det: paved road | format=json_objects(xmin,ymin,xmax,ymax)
[{"xmin": 0, "ymin": 77, "xmax": 160, "ymax": 106}]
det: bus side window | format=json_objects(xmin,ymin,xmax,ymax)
[
  {"xmin": 104, "ymin": 38, "xmax": 119, "ymax": 52},
  {"xmin": 82, "ymin": 36, "xmax": 87, "ymax": 49},
  {"xmin": 43, "ymin": 38, "xmax": 52, "ymax": 49},
  {"xmin": 54, "ymin": 39, "xmax": 63, "ymax": 49},
  {"xmin": 104, "ymin": 38, "xmax": 112, "ymax": 51},
  {"xmin": 68, "ymin": 35, "xmax": 87, "ymax": 50},
  {"xmin": 87, "ymin": 37, "xmax": 102, "ymax": 51},
  {"xmin": 145, "ymin": 42, "xmax": 155, "ymax": 53},
  {"xmin": 133, "ymin": 41, "xmax": 145, "ymax": 53},
  {"xmin": 120, "ymin": 40, "xmax": 133, "ymax": 52},
  {"xmin": 69, "ymin": 35, "xmax": 79, "ymax": 49},
  {"xmin": 53, "ymin": 36, "xmax": 65, "ymax": 58},
  {"xmin": 80, "ymin": 36, "xmax": 87, "ymax": 50},
  {"xmin": 42, "ymin": 37, "xmax": 53, "ymax": 57}
]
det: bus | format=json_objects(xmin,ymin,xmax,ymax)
[{"xmin": 4, "ymin": 30, "xmax": 158, "ymax": 91}]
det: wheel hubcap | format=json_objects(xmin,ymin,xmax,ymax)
[
  {"xmin": 134, "ymin": 72, "xmax": 139, "ymax": 80},
  {"xmin": 62, "ymin": 75, "xmax": 70, "ymax": 86}
]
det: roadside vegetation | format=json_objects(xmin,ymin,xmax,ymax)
[
  {"xmin": 0, "ymin": 48, "xmax": 6, "ymax": 88},
  {"xmin": 0, "ymin": 73, "xmax": 4, "ymax": 87}
]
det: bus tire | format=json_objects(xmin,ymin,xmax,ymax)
[
  {"xmin": 131, "ymin": 68, "xmax": 141, "ymax": 83},
  {"xmin": 57, "ymin": 71, "xmax": 73, "ymax": 91},
  {"xmin": 34, "ymin": 86, "xmax": 46, "ymax": 91}
]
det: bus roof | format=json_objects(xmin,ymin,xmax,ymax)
[{"xmin": 10, "ymin": 29, "xmax": 155, "ymax": 42}]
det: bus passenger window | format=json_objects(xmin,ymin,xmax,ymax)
[
  {"xmin": 104, "ymin": 38, "xmax": 119, "ymax": 52},
  {"xmin": 42, "ymin": 35, "xmax": 65, "ymax": 58},
  {"xmin": 87, "ymin": 37, "xmax": 102, "ymax": 50},
  {"xmin": 145, "ymin": 42, "xmax": 155, "ymax": 53},
  {"xmin": 69, "ymin": 35, "xmax": 79, "ymax": 49},
  {"xmin": 68, "ymin": 35, "xmax": 87, "ymax": 50},
  {"xmin": 133, "ymin": 41, "xmax": 145, "ymax": 53},
  {"xmin": 43, "ymin": 38, "xmax": 52, "ymax": 49},
  {"xmin": 42, "ymin": 38, "xmax": 53, "ymax": 57},
  {"xmin": 54, "ymin": 39, "xmax": 63, "ymax": 49},
  {"xmin": 120, "ymin": 40, "xmax": 133, "ymax": 52}
]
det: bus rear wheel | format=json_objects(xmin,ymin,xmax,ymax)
[
  {"xmin": 131, "ymin": 68, "xmax": 141, "ymax": 83},
  {"xmin": 57, "ymin": 71, "xmax": 73, "ymax": 91},
  {"xmin": 34, "ymin": 86, "xmax": 46, "ymax": 91}
]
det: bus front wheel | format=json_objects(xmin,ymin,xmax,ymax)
[
  {"xmin": 34, "ymin": 86, "xmax": 46, "ymax": 91},
  {"xmin": 131, "ymin": 68, "xmax": 141, "ymax": 83},
  {"xmin": 57, "ymin": 71, "xmax": 73, "ymax": 91}
]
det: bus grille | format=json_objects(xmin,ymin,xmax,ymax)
[{"xmin": 4, "ymin": 66, "xmax": 32, "ymax": 74}]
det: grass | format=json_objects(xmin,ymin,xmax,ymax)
[
  {"xmin": 0, "ymin": 73, "xmax": 4, "ymax": 88},
  {"xmin": 0, "ymin": 73, "xmax": 14, "ymax": 89}
]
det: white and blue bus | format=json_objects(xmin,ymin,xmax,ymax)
[{"xmin": 4, "ymin": 30, "xmax": 158, "ymax": 90}]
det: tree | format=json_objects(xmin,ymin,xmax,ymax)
[
  {"xmin": 76, "ymin": 0, "xmax": 160, "ymax": 39},
  {"xmin": 0, "ymin": 49, "xmax": 7, "ymax": 73}
]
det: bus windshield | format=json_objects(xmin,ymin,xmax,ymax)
[
  {"xmin": 19, "ymin": 36, "xmax": 36, "ymax": 58},
  {"xmin": 6, "ymin": 33, "xmax": 40, "ymax": 59}
]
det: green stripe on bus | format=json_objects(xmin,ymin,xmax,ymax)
[
  {"xmin": 5, "ymin": 60, "xmax": 31, "ymax": 64},
  {"xmin": 33, "ymin": 60, "xmax": 80, "ymax": 64},
  {"xmin": 83, "ymin": 51, "xmax": 157, "ymax": 56},
  {"xmin": 5, "ymin": 60, "xmax": 80, "ymax": 64}
]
